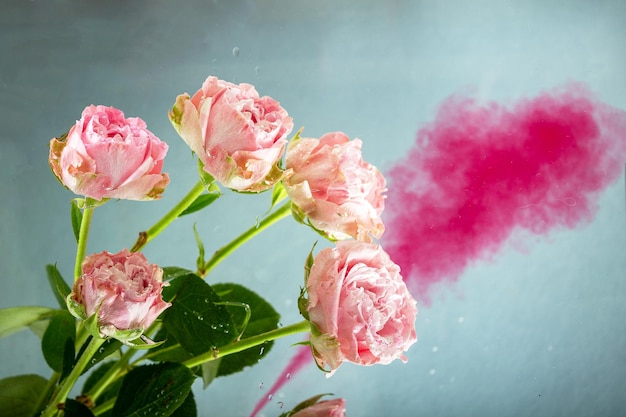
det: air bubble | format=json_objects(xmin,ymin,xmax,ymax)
[
  {"xmin": 429, "ymin": 369, "xmax": 436, "ymax": 375},
  {"xmin": 432, "ymin": 346, "xmax": 439, "ymax": 353},
  {"xmin": 232, "ymin": 47, "xmax": 240, "ymax": 57}
]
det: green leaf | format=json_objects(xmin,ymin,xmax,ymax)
[
  {"xmin": 111, "ymin": 363, "xmax": 195, "ymax": 417},
  {"xmin": 171, "ymin": 391, "xmax": 197, "ymax": 417},
  {"xmin": 71, "ymin": 199, "xmax": 84, "ymax": 243},
  {"xmin": 163, "ymin": 275, "xmax": 237, "ymax": 356},
  {"xmin": 41, "ymin": 310, "xmax": 76, "ymax": 373},
  {"xmin": 162, "ymin": 266, "xmax": 193, "ymax": 282},
  {"xmin": 178, "ymin": 193, "xmax": 220, "ymax": 217},
  {"xmin": 0, "ymin": 374, "xmax": 48, "ymax": 417},
  {"xmin": 64, "ymin": 398, "xmax": 96, "ymax": 417},
  {"xmin": 211, "ymin": 283, "xmax": 281, "ymax": 377},
  {"xmin": 46, "ymin": 264, "xmax": 72, "ymax": 310},
  {"xmin": 0, "ymin": 306, "xmax": 56, "ymax": 339}
]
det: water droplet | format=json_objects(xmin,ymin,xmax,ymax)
[
  {"xmin": 232, "ymin": 46, "xmax": 240, "ymax": 57},
  {"xmin": 259, "ymin": 346, "xmax": 265, "ymax": 355},
  {"xmin": 184, "ymin": 311, "xmax": 188, "ymax": 316},
  {"xmin": 211, "ymin": 324, "xmax": 217, "ymax": 330},
  {"xmin": 259, "ymin": 382, "xmax": 264, "ymax": 389},
  {"xmin": 254, "ymin": 66, "xmax": 261, "ymax": 74},
  {"xmin": 432, "ymin": 346, "xmax": 439, "ymax": 353},
  {"xmin": 429, "ymin": 369, "xmax": 436, "ymax": 375},
  {"xmin": 204, "ymin": 298, "xmax": 210, "ymax": 303},
  {"xmin": 91, "ymin": 359, "xmax": 96, "ymax": 364},
  {"xmin": 98, "ymin": 347, "xmax": 105, "ymax": 353},
  {"xmin": 286, "ymin": 373, "xmax": 291, "ymax": 379},
  {"xmin": 197, "ymin": 315, "xmax": 204, "ymax": 321},
  {"xmin": 224, "ymin": 329, "xmax": 229, "ymax": 333},
  {"xmin": 278, "ymin": 401, "xmax": 284, "ymax": 409},
  {"xmin": 458, "ymin": 316, "xmax": 465, "ymax": 324},
  {"xmin": 267, "ymin": 394, "xmax": 273, "ymax": 400}
]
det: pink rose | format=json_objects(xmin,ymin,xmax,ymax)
[
  {"xmin": 285, "ymin": 132, "xmax": 386, "ymax": 241},
  {"xmin": 290, "ymin": 399, "xmax": 346, "ymax": 417},
  {"xmin": 305, "ymin": 241, "xmax": 417, "ymax": 374},
  {"xmin": 169, "ymin": 75, "xmax": 293, "ymax": 192},
  {"xmin": 67, "ymin": 249, "xmax": 170, "ymax": 342},
  {"xmin": 49, "ymin": 105, "xmax": 170, "ymax": 201}
]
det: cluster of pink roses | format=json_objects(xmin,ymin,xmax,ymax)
[{"xmin": 48, "ymin": 75, "xmax": 417, "ymax": 411}]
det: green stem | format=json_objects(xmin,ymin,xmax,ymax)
[
  {"xmin": 92, "ymin": 397, "xmax": 115, "ymax": 416},
  {"xmin": 131, "ymin": 180, "xmax": 206, "ymax": 252},
  {"xmin": 201, "ymin": 202, "xmax": 292, "ymax": 276},
  {"xmin": 183, "ymin": 320, "xmax": 310, "ymax": 368},
  {"xmin": 86, "ymin": 347, "xmax": 134, "ymax": 402},
  {"xmin": 74, "ymin": 206, "xmax": 94, "ymax": 281},
  {"xmin": 41, "ymin": 337, "xmax": 106, "ymax": 417},
  {"xmin": 33, "ymin": 371, "xmax": 60, "ymax": 417}
]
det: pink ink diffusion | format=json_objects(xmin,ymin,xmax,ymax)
[{"xmin": 383, "ymin": 84, "xmax": 626, "ymax": 302}]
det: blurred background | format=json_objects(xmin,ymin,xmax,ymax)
[{"xmin": 1, "ymin": 1, "xmax": 625, "ymax": 416}]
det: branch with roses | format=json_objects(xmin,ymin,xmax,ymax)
[{"xmin": 0, "ymin": 75, "xmax": 418, "ymax": 417}]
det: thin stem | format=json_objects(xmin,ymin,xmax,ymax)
[
  {"xmin": 41, "ymin": 336, "xmax": 106, "ymax": 417},
  {"xmin": 92, "ymin": 397, "xmax": 115, "ymax": 416},
  {"xmin": 131, "ymin": 180, "xmax": 206, "ymax": 252},
  {"xmin": 201, "ymin": 202, "xmax": 292, "ymax": 276},
  {"xmin": 183, "ymin": 320, "xmax": 310, "ymax": 368},
  {"xmin": 33, "ymin": 371, "xmax": 60, "ymax": 417},
  {"xmin": 74, "ymin": 206, "xmax": 94, "ymax": 281},
  {"xmin": 86, "ymin": 347, "xmax": 135, "ymax": 402}
]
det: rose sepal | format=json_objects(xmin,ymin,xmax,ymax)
[
  {"xmin": 307, "ymin": 323, "xmax": 341, "ymax": 376},
  {"xmin": 73, "ymin": 196, "xmax": 109, "ymax": 209}
]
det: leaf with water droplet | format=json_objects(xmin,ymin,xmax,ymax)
[
  {"xmin": 211, "ymin": 283, "xmax": 280, "ymax": 377},
  {"xmin": 111, "ymin": 363, "xmax": 194, "ymax": 417},
  {"xmin": 163, "ymin": 274, "xmax": 236, "ymax": 356}
]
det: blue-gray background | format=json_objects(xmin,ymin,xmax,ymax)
[{"xmin": 1, "ymin": 1, "xmax": 625, "ymax": 416}]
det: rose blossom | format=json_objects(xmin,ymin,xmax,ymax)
[
  {"xmin": 305, "ymin": 241, "xmax": 417, "ymax": 374},
  {"xmin": 290, "ymin": 398, "xmax": 346, "ymax": 417},
  {"xmin": 169, "ymin": 75, "xmax": 293, "ymax": 192},
  {"xmin": 285, "ymin": 132, "xmax": 386, "ymax": 241},
  {"xmin": 67, "ymin": 249, "xmax": 170, "ymax": 342},
  {"xmin": 49, "ymin": 105, "xmax": 170, "ymax": 201}
]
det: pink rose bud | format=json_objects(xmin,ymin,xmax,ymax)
[
  {"xmin": 305, "ymin": 241, "xmax": 417, "ymax": 375},
  {"xmin": 285, "ymin": 132, "xmax": 386, "ymax": 241},
  {"xmin": 291, "ymin": 398, "xmax": 346, "ymax": 417},
  {"xmin": 49, "ymin": 105, "xmax": 170, "ymax": 201},
  {"xmin": 169, "ymin": 75, "xmax": 293, "ymax": 192},
  {"xmin": 67, "ymin": 249, "xmax": 171, "ymax": 342}
]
